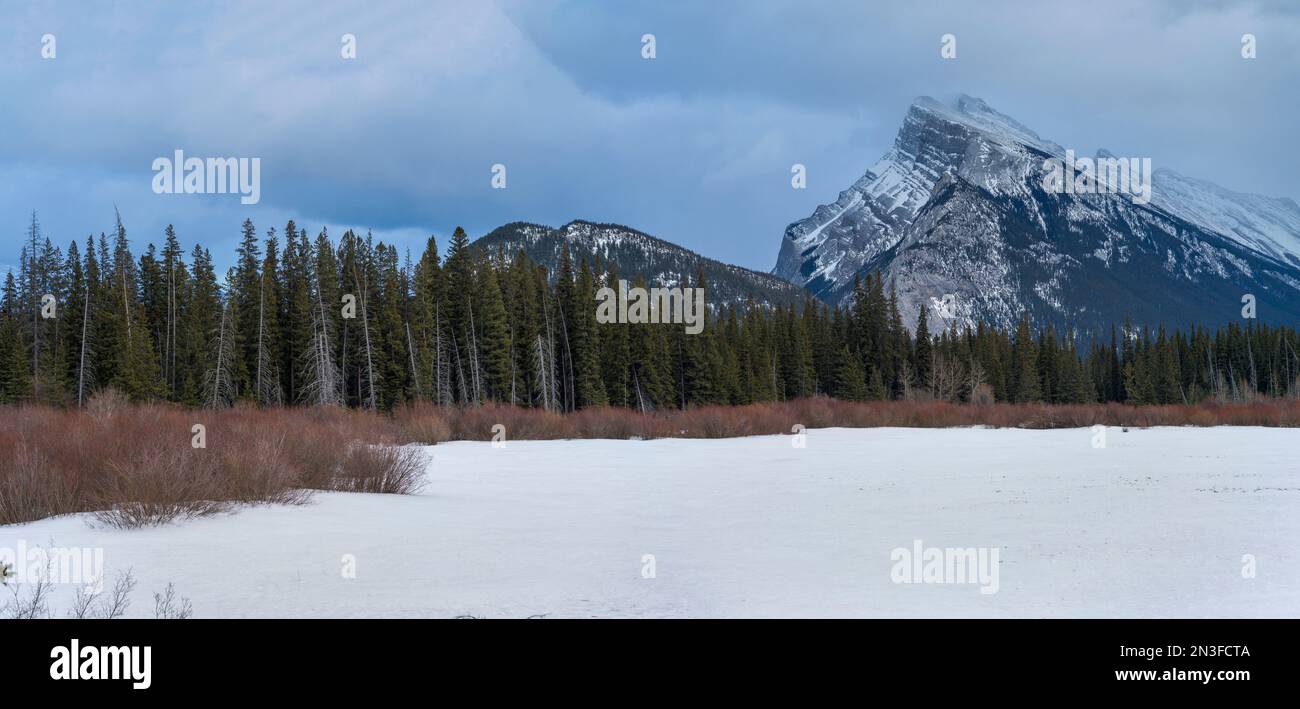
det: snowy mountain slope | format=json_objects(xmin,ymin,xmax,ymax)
[
  {"xmin": 477, "ymin": 220, "xmax": 807, "ymax": 310},
  {"xmin": 1150, "ymin": 169, "xmax": 1300, "ymax": 270},
  {"xmin": 774, "ymin": 95, "xmax": 1300, "ymax": 332},
  {"xmin": 870, "ymin": 169, "xmax": 1300, "ymax": 335},
  {"xmin": 773, "ymin": 96, "xmax": 1061, "ymax": 300}
]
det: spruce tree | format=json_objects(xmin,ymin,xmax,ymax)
[
  {"xmin": 1011, "ymin": 313, "xmax": 1040, "ymax": 402},
  {"xmin": 571, "ymin": 259, "xmax": 607, "ymax": 408},
  {"xmin": 476, "ymin": 256, "xmax": 513, "ymax": 402},
  {"xmin": 832, "ymin": 344, "xmax": 869, "ymax": 400},
  {"xmin": 914, "ymin": 304, "xmax": 932, "ymax": 391},
  {"xmin": 598, "ymin": 265, "xmax": 629, "ymax": 406}
]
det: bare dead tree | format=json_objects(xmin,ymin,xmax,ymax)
[
  {"xmin": 405, "ymin": 321, "xmax": 420, "ymax": 395},
  {"xmin": 553, "ymin": 302, "xmax": 576, "ymax": 412},
  {"xmin": 677, "ymin": 335, "xmax": 686, "ymax": 410},
  {"xmin": 433, "ymin": 311, "xmax": 443, "ymax": 405},
  {"xmin": 352, "ymin": 267, "xmax": 378, "ymax": 410},
  {"xmin": 1247, "ymin": 335, "xmax": 1258, "ymax": 395},
  {"xmin": 114, "ymin": 207, "xmax": 131, "ymax": 341},
  {"xmin": 452, "ymin": 331, "xmax": 469, "ymax": 406},
  {"xmin": 301, "ymin": 321, "xmax": 340, "ymax": 407},
  {"xmin": 539, "ymin": 287, "xmax": 562, "ymax": 411},
  {"xmin": 632, "ymin": 367, "xmax": 650, "ymax": 413},
  {"xmin": 965, "ymin": 355, "xmax": 988, "ymax": 403},
  {"xmin": 300, "ymin": 269, "xmax": 342, "ymax": 406},
  {"xmin": 507, "ymin": 322, "xmax": 517, "ymax": 405},
  {"xmin": 898, "ymin": 360, "xmax": 917, "ymax": 401},
  {"xmin": 928, "ymin": 351, "xmax": 963, "ymax": 403},
  {"xmin": 466, "ymin": 303, "xmax": 483, "ymax": 404},
  {"xmin": 1285, "ymin": 337, "xmax": 1300, "ymax": 399},
  {"xmin": 534, "ymin": 333, "xmax": 553, "ymax": 411},
  {"xmin": 1206, "ymin": 343, "xmax": 1221, "ymax": 401},
  {"xmin": 434, "ymin": 306, "xmax": 451, "ymax": 405},
  {"xmin": 533, "ymin": 333, "xmax": 548, "ymax": 411},
  {"xmin": 77, "ymin": 267, "xmax": 93, "ymax": 407},
  {"xmin": 204, "ymin": 299, "xmax": 236, "ymax": 409}
]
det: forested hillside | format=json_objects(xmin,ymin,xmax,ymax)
[{"xmin": 3, "ymin": 211, "xmax": 1298, "ymax": 412}]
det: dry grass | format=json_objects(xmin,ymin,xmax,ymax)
[{"xmin": 3, "ymin": 392, "xmax": 1297, "ymax": 527}]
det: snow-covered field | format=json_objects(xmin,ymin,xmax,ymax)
[{"xmin": 3, "ymin": 426, "xmax": 1297, "ymax": 618}]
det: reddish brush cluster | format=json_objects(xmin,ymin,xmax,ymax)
[
  {"xmin": 394, "ymin": 397, "xmax": 1300, "ymax": 443},
  {"xmin": 3, "ymin": 394, "xmax": 1296, "ymax": 527},
  {"xmin": 0, "ymin": 395, "xmax": 423, "ymax": 527}
]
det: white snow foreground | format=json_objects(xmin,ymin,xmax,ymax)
[{"xmin": 3, "ymin": 427, "xmax": 1297, "ymax": 618}]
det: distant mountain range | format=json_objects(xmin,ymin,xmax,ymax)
[
  {"xmin": 772, "ymin": 94, "xmax": 1300, "ymax": 333},
  {"xmin": 473, "ymin": 220, "xmax": 806, "ymax": 310},
  {"xmin": 469, "ymin": 95, "xmax": 1300, "ymax": 334}
]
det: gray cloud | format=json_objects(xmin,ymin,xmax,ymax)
[{"xmin": 1, "ymin": 0, "xmax": 1296, "ymax": 274}]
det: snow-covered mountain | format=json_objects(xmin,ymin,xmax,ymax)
[
  {"xmin": 774, "ymin": 95, "xmax": 1300, "ymax": 333},
  {"xmin": 476, "ymin": 220, "xmax": 806, "ymax": 310}
]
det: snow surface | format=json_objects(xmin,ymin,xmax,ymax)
[{"xmin": 3, "ymin": 427, "xmax": 1297, "ymax": 618}]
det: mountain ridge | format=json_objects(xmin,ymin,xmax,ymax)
[
  {"xmin": 773, "ymin": 94, "xmax": 1300, "ymax": 333},
  {"xmin": 474, "ymin": 219, "xmax": 807, "ymax": 310}
]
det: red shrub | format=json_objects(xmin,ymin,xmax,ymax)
[{"xmin": 4, "ymin": 394, "xmax": 1298, "ymax": 527}]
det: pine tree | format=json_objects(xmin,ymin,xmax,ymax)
[
  {"xmin": 571, "ymin": 258, "xmax": 607, "ymax": 408},
  {"xmin": 282, "ymin": 224, "xmax": 314, "ymax": 403},
  {"xmin": 180, "ymin": 246, "xmax": 221, "ymax": 406},
  {"xmin": 832, "ymin": 344, "xmax": 869, "ymax": 400},
  {"xmin": 24, "ymin": 211, "xmax": 41, "ymax": 401},
  {"xmin": 477, "ymin": 259, "xmax": 513, "ymax": 402},
  {"xmin": 254, "ymin": 228, "xmax": 284, "ymax": 405},
  {"xmin": 1054, "ymin": 330, "xmax": 1087, "ymax": 404},
  {"xmin": 367, "ymin": 243, "xmax": 407, "ymax": 410},
  {"xmin": 1011, "ymin": 313, "xmax": 1040, "ymax": 402},
  {"xmin": 106, "ymin": 212, "xmax": 161, "ymax": 400},
  {"xmin": 442, "ymin": 227, "xmax": 477, "ymax": 405},
  {"xmin": 159, "ymin": 225, "xmax": 188, "ymax": 400},
  {"xmin": 62, "ymin": 241, "xmax": 86, "ymax": 404},
  {"xmin": 0, "ymin": 272, "xmax": 31, "ymax": 403},
  {"xmin": 231, "ymin": 218, "xmax": 262, "ymax": 400},
  {"xmin": 914, "ymin": 304, "xmax": 932, "ymax": 393},
  {"xmin": 1153, "ymin": 327, "xmax": 1182, "ymax": 404}
]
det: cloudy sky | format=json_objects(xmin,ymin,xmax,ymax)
[{"xmin": 1, "ymin": 0, "xmax": 1297, "ymax": 276}]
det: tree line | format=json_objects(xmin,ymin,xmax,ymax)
[{"xmin": 2, "ymin": 211, "xmax": 1298, "ymax": 411}]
